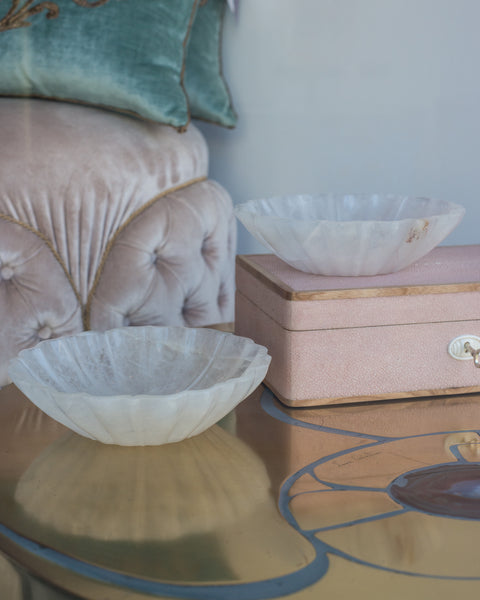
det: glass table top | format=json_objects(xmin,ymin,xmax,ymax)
[{"xmin": 1, "ymin": 382, "xmax": 480, "ymax": 598}]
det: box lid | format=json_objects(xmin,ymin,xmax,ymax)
[{"xmin": 236, "ymin": 245, "xmax": 480, "ymax": 331}]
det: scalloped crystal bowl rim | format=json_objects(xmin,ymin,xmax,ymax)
[
  {"xmin": 235, "ymin": 195, "xmax": 465, "ymax": 225},
  {"xmin": 8, "ymin": 326, "xmax": 270, "ymax": 402}
]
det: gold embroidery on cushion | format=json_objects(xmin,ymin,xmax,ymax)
[
  {"xmin": 0, "ymin": 0, "xmax": 110, "ymax": 32},
  {"xmin": 0, "ymin": 1, "xmax": 59, "ymax": 32},
  {"xmin": 72, "ymin": 0, "xmax": 110, "ymax": 6}
]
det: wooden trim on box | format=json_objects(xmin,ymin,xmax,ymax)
[
  {"xmin": 265, "ymin": 379, "xmax": 480, "ymax": 408},
  {"xmin": 236, "ymin": 254, "xmax": 297, "ymax": 298},
  {"xmin": 236, "ymin": 255, "xmax": 480, "ymax": 302}
]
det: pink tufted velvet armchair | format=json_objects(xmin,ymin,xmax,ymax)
[{"xmin": 0, "ymin": 98, "xmax": 236, "ymax": 386}]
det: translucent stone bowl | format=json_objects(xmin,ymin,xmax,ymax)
[
  {"xmin": 8, "ymin": 326, "xmax": 271, "ymax": 446},
  {"xmin": 235, "ymin": 194, "xmax": 465, "ymax": 276}
]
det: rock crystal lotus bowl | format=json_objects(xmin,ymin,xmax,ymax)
[
  {"xmin": 8, "ymin": 326, "xmax": 271, "ymax": 446},
  {"xmin": 235, "ymin": 194, "xmax": 465, "ymax": 276}
]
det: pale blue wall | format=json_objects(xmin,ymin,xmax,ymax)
[{"xmin": 197, "ymin": 0, "xmax": 480, "ymax": 254}]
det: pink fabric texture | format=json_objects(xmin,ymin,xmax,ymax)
[
  {"xmin": 236, "ymin": 291, "xmax": 480, "ymax": 405},
  {"xmin": 235, "ymin": 248, "xmax": 480, "ymax": 406},
  {"xmin": 0, "ymin": 99, "xmax": 236, "ymax": 386},
  {"xmin": 236, "ymin": 248, "xmax": 480, "ymax": 330}
]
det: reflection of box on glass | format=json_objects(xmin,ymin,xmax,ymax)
[{"xmin": 235, "ymin": 245, "xmax": 480, "ymax": 407}]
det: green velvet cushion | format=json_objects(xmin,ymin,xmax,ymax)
[
  {"xmin": 0, "ymin": 0, "xmax": 198, "ymax": 129},
  {"xmin": 185, "ymin": 0, "xmax": 237, "ymax": 128}
]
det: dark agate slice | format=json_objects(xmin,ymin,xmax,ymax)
[{"xmin": 390, "ymin": 464, "xmax": 480, "ymax": 519}]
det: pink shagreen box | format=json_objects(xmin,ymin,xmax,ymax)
[{"xmin": 235, "ymin": 245, "xmax": 480, "ymax": 407}]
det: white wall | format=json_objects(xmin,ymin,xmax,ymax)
[{"xmin": 196, "ymin": 0, "xmax": 480, "ymax": 255}]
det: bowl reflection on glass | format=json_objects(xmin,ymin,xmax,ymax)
[
  {"xmin": 8, "ymin": 326, "xmax": 271, "ymax": 446},
  {"xmin": 235, "ymin": 194, "xmax": 465, "ymax": 276},
  {"xmin": 14, "ymin": 426, "xmax": 315, "ymax": 582},
  {"xmin": 14, "ymin": 426, "xmax": 271, "ymax": 542}
]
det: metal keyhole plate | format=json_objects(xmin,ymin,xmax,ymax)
[{"xmin": 448, "ymin": 335, "xmax": 480, "ymax": 361}]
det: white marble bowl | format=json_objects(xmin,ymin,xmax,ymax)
[
  {"xmin": 235, "ymin": 194, "xmax": 465, "ymax": 276},
  {"xmin": 8, "ymin": 326, "xmax": 271, "ymax": 446}
]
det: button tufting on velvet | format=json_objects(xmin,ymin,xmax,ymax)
[
  {"xmin": 0, "ymin": 266, "xmax": 14, "ymax": 280},
  {"xmin": 181, "ymin": 303, "xmax": 196, "ymax": 324},
  {"xmin": 37, "ymin": 326, "xmax": 52, "ymax": 340},
  {"xmin": 201, "ymin": 236, "xmax": 214, "ymax": 258},
  {"xmin": 200, "ymin": 235, "xmax": 220, "ymax": 270},
  {"xmin": 86, "ymin": 179, "xmax": 236, "ymax": 331},
  {"xmin": 217, "ymin": 292, "xmax": 227, "ymax": 310}
]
